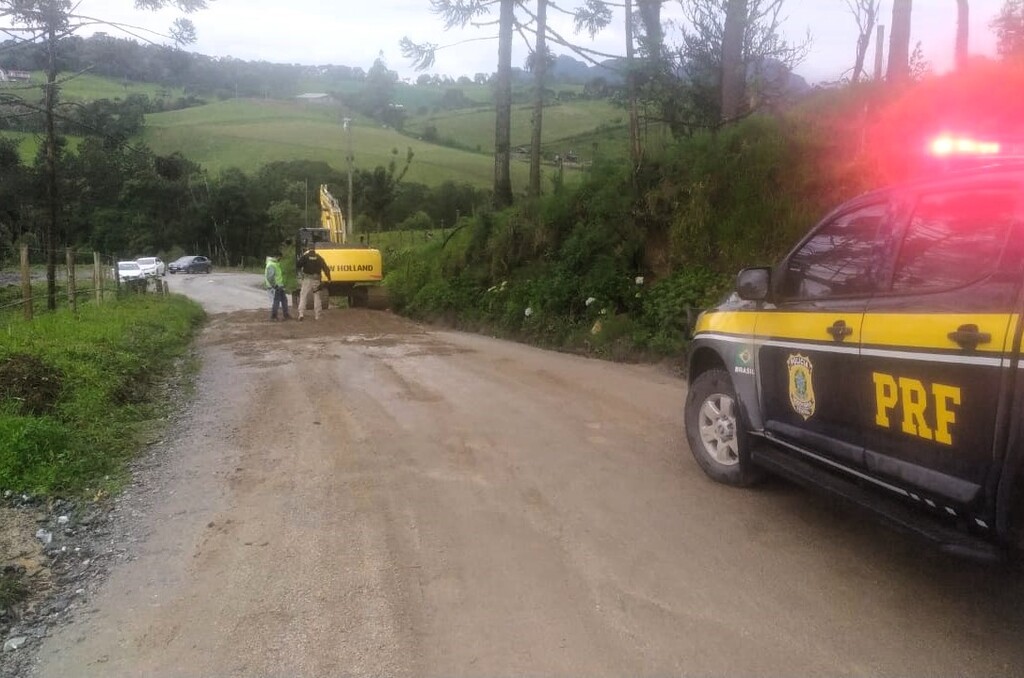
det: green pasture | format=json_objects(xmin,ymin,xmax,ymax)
[
  {"xmin": 142, "ymin": 98, "xmax": 537, "ymax": 188},
  {"xmin": 294, "ymin": 79, "xmax": 495, "ymax": 111},
  {"xmin": 7, "ymin": 71, "xmax": 184, "ymax": 102},
  {"xmin": 405, "ymin": 99, "xmax": 626, "ymax": 157},
  {"xmin": 1, "ymin": 131, "xmax": 85, "ymax": 162}
]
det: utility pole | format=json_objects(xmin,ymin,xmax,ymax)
[{"xmin": 344, "ymin": 117, "xmax": 354, "ymax": 241}]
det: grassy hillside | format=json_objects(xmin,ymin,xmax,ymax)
[
  {"xmin": 297, "ymin": 79, "xmax": 494, "ymax": 110},
  {"xmin": 405, "ymin": 100, "xmax": 625, "ymax": 155},
  {"xmin": 4, "ymin": 72, "xmax": 621, "ymax": 188},
  {"xmin": 1, "ymin": 130, "xmax": 84, "ymax": 159},
  {"xmin": 11, "ymin": 71, "xmax": 184, "ymax": 101},
  {"xmin": 142, "ymin": 98, "xmax": 517, "ymax": 187}
]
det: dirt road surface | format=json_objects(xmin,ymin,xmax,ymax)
[{"xmin": 29, "ymin": 272, "xmax": 1024, "ymax": 677}]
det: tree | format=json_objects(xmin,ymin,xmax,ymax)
[
  {"xmin": 0, "ymin": 0, "xmax": 205, "ymax": 309},
  {"xmin": 401, "ymin": 0, "xmax": 514, "ymax": 207},
  {"xmin": 887, "ymin": 0, "xmax": 913, "ymax": 83},
  {"xmin": 636, "ymin": 0, "xmax": 666, "ymax": 64},
  {"xmin": 403, "ymin": 1, "xmax": 626, "ymax": 204},
  {"xmin": 676, "ymin": 0, "xmax": 809, "ymax": 127},
  {"xmin": 358, "ymin": 55, "xmax": 400, "ymax": 124},
  {"xmin": 493, "ymin": 0, "xmax": 514, "ymax": 207},
  {"xmin": 992, "ymin": 0, "xmax": 1024, "ymax": 59},
  {"xmin": 956, "ymin": 0, "xmax": 969, "ymax": 69},
  {"xmin": 720, "ymin": 0, "xmax": 748, "ymax": 120},
  {"xmin": 359, "ymin": 147, "xmax": 414, "ymax": 229},
  {"xmin": 528, "ymin": 0, "xmax": 548, "ymax": 198},
  {"xmin": 844, "ymin": 0, "xmax": 880, "ymax": 83}
]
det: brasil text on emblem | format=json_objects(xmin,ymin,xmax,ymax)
[{"xmin": 787, "ymin": 354, "xmax": 816, "ymax": 420}]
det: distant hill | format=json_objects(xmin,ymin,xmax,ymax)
[
  {"xmin": 547, "ymin": 56, "xmax": 626, "ymax": 86},
  {"xmin": 539, "ymin": 53, "xmax": 807, "ymax": 96}
]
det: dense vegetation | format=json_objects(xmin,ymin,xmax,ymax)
[
  {"xmin": 384, "ymin": 61, "xmax": 1024, "ymax": 357},
  {"xmin": 0, "ymin": 295, "xmax": 204, "ymax": 496},
  {"xmin": 386, "ymin": 115, "xmax": 833, "ymax": 357}
]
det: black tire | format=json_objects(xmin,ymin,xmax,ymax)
[{"xmin": 684, "ymin": 368, "xmax": 763, "ymax": 487}]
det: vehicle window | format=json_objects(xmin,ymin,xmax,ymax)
[
  {"xmin": 779, "ymin": 202, "xmax": 889, "ymax": 300},
  {"xmin": 890, "ymin": 189, "xmax": 1016, "ymax": 293}
]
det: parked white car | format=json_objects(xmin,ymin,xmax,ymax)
[
  {"xmin": 136, "ymin": 256, "xmax": 166, "ymax": 277},
  {"xmin": 114, "ymin": 261, "xmax": 146, "ymax": 282}
]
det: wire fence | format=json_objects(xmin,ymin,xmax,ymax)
[{"xmin": 0, "ymin": 245, "xmax": 172, "ymax": 323}]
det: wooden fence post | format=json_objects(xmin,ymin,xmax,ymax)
[
  {"xmin": 93, "ymin": 252, "xmax": 102, "ymax": 303},
  {"xmin": 66, "ymin": 247, "xmax": 77, "ymax": 312},
  {"xmin": 20, "ymin": 244, "xmax": 32, "ymax": 321}
]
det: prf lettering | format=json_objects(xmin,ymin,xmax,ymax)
[{"xmin": 872, "ymin": 372, "xmax": 961, "ymax": 445}]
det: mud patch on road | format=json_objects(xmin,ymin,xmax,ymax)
[{"xmin": 201, "ymin": 308, "xmax": 469, "ymax": 366}]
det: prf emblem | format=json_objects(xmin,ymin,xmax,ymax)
[{"xmin": 787, "ymin": 354, "xmax": 816, "ymax": 420}]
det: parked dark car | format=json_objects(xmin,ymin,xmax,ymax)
[{"xmin": 168, "ymin": 255, "xmax": 213, "ymax": 274}]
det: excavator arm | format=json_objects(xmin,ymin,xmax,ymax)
[{"xmin": 319, "ymin": 184, "xmax": 347, "ymax": 245}]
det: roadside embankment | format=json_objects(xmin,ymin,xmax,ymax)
[{"xmin": 0, "ymin": 294, "xmax": 203, "ymax": 673}]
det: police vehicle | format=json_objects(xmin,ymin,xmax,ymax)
[{"xmin": 684, "ymin": 137, "xmax": 1024, "ymax": 560}]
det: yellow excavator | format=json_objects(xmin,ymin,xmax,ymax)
[{"xmin": 295, "ymin": 185, "xmax": 387, "ymax": 308}]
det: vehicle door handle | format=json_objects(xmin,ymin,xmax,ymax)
[
  {"xmin": 948, "ymin": 324, "xmax": 991, "ymax": 350},
  {"xmin": 826, "ymin": 319, "xmax": 853, "ymax": 342}
]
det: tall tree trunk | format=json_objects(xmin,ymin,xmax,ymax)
[
  {"xmin": 955, "ymin": 0, "xmax": 969, "ymax": 69},
  {"xmin": 625, "ymin": 0, "xmax": 641, "ymax": 171},
  {"xmin": 887, "ymin": 0, "xmax": 912, "ymax": 83},
  {"xmin": 720, "ymin": 0, "xmax": 747, "ymax": 121},
  {"xmin": 873, "ymin": 24, "xmax": 886, "ymax": 80},
  {"xmin": 637, "ymin": 0, "xmax": 664, "ymax": 63},
  {"xmin": 852, "ymin": 4, "xmax": 878, "ymax": 83},
  {"xmin": 529, "ymin": 0, "xmax": 548, "ymax": 199},
  {"xmin": 493, "ymin": 0, "xmax": 514, "ymax": 208},
  {"xmin": 44, "ymin": 23, "xmax": 59, "ymax": 311}
]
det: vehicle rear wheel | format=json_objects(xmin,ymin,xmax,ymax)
[{"xmin": 685, "ymin": 368, "xmax": 762, "ymax": 487}]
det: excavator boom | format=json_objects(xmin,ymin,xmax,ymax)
[
  {"xmin": 295, "ymin": 185, "xmax": 386, "ymax": 309},
  {"xmin": 319, "ymin": 184, "xmax": 347, "ymax": 244}
]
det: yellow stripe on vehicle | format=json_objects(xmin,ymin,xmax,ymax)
[
  {"xmin": 694, "ymin": 311, "xmax": 758, "ymax": 336},
  {"xmin": 697, "ymin": 311, "xmax": 863, "ymax": 342},
  {"xmin": 754, "ymin": 312, "xmax": 864, "ymax": 343},
  {"xmin": 861, "ymin": 313, "xmax": 1017, "ymax": 353}
]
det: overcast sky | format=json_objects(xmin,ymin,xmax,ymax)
[{"xmin": 83, "ymin": 0, "xmax": 1006, "ymax": 83}]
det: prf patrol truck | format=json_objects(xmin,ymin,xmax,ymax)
[{"xmin": 684, "ymin": 139, "xmax": 1024, "ymax": 561}]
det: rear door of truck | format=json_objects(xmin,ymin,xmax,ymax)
[{"xmin": 859, "ymin": 173, "xmax": 1024, "ymax": 524}]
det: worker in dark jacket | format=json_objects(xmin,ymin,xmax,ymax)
[{"xmin": 296, "ymin": 243, "xmax": 332, "ymax": 321}]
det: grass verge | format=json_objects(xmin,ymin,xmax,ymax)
[{"xmin": 0, "ymin": 295, "xmax": 205, "ymax": 498}]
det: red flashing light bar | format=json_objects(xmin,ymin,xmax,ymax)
[{"xmin": 929, "ymin": 135, "xmax": 1002, "ymax": 157}]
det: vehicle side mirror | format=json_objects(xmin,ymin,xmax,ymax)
[{"xmin": 736, "ymin": 267, "xmax": 771, "ymax": 301}]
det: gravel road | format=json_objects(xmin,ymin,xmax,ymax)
[{"xmin": 27, "ymin": 272, "xmax": 1024, "ymax": 677}]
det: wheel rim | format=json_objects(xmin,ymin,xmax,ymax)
[{"xmin": 697, "ymin": 393, "xmax": 740, "ymax": 466}]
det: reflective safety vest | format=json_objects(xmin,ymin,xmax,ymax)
[{"xmin": 265, "ymin": 257, "xmax": 283, "ymax": 289}]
